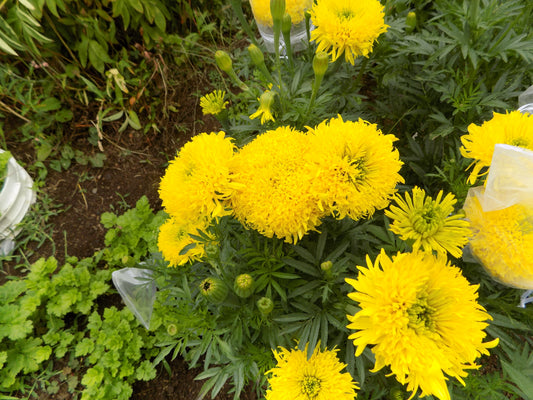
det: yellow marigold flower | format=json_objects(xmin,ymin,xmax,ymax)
[
  {"xmin": 265, "ymin": 343, "xmax": 359, "ymax": 400},
  {"xmin": 464, "ymin": 187, "xmax": 533, "ymax": 289},
  {"xmin": 159, "ymin": 132, "xmax": 235, "ymax": 222},
  {"xmin": 250, "ymin": 90, "xmax": 276, "ymax": 124},
  {"xmin": 310, "ymin": 0, "xmax": 388, "ymax": 65},
  {"xmin": 346, "ymin": 250, "xmax": 498, "ymax": 400},
  {"xmin": 460, "ymin": 110, "xmax": 533, "ymax": 184},
  {"xmin": 157, "ymin": 217, "xmax": 213, "ymax": 267},
  {"xmin": 306, "ymin": 115, "xmax": 403, "ymax": 221},
  {"xmin": 250, "ymin": 0, "xmax": 312, "ymax": 27},
  {"xmin": 385, "ymin": 187, "xmax": 471, "ymax": 258},
  {"xmin": 230, "ymin": 126, "xmax": 325, "ymax": 243},
  {"xmin": 200, "ymin": 90, "xmax": 228, "ymax": 115}
]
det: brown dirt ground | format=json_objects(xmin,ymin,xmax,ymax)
[{"xmin": 2, "ymin": 67, "xmax": 259, "ymax": 400}]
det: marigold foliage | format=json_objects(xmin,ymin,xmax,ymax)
[
  {"xmin": 265, "ymin": 344, "xmax": 358, "ymax": 400},
  {"xmin": 346, "ymin": 250, "xmax": 498, "ymax": 400},
  {"xmin": 250, "ymin": 0, "xmax": 312, "ymax": 27},
  {"xmin": 159, "ymin": 131, "xmax": 235, "ymax": 222},
  {"xmin": 310, "ymin": 0, "xmax": 388, "ymax": 64},
  {"xmin": 460, "ymin": 110, "xmax": 533, "ymax": 184},
  {"xmin": 464, "ymin": 187, "xmax": 533, "ymax": 289},
  {"xmin": 385, "ymin": 187, "xmax": 471, "ymax": 258},
  {"xmin": 230, "ymin": 126, "xmax": 325, "ymax": 243},
  {"xmin": 306, "ymin": 115, "xmax": 403, "ymax": 220}
]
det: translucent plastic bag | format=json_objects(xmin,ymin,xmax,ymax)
[
  {"xmin": 463, "ymin": 144, "xmax": 533, "ymax": 302},
  {"xmin": 111, "ymin": 267, "xmax": 156, "ymax": 329}
]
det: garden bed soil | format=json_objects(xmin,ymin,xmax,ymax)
[{"xmin": 3, "ymin": 70, "xmax": 258, "ymax": 399}]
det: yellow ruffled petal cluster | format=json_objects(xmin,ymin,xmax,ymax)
[
  {"xmin": 385, "ymin": 187, "xmax": 471, "ymax": 258},
  {"xmin": 460, "ymin": 110, "xmax": 533, "ymax": 184},
  {"xmin": 200, "ymin": 90, "xmax": 228, "ymax": 116},
  {"xmin": 346, "ymin": 250, "xmax": 498, "ymax": 400},
  {"xmin": 310, "ymin": 0, "xmax": 388, "ymax": 65},
  {"xmin": 230, "ymin": 126, "xmax": 323, "ymax": 244},
  {"xmin": 250, "ymin": 0, "xmax": 312, "ymax": 27},
  {"xmin": 159, "ymin": 131, "xmax": 235, "ymax": 222},
  {"xmin": 265, "ymin": 343, "xmax": 358, "ymax": 400},
  {"xmin": 464, "ymin": 187, "xmax": 533, "ymax": 289},
  {"xmin": 306, "ymin": 115, "xmax": 403, "ymax": 220},
  {"xmin": 157, "ymin": 217, "xmax": 214, "ymax": 267}
]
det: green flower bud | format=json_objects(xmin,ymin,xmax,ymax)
[
  {"xmin": 270, "ymin": 0, "xmax": 285, "ymax": 22},
  {"xmin": 167, "ymin": 323, "xmax": 178, "ymax": 336},
  {"xmin": 320, "ymin": 260, "xmax": 333, "ymax": 272},
  {"xmin": 215, "ymin": 50, "xmax": 233, "ymax": 74},
  {"xmin": 248, "ymin": 44, "xmax": 265, "ymax": 66},
  {"xmin": 405, "ymin": 11, "xmax": 416, "ymax": 33},
  {"xmin": 313, "ymin": 51, "xmax": 329, "ymax": 79},
  {"xmin": 199, "ymin": 277, "xmax": 228, "ymax": 303},
  {"xmin": 234, "ymin": 274, "xmax": 254, "ymax": 298},
  {"xmin": 257, "ymin": 296, "xmax": 274, "ymax": 316},
  {"xmin": 204, "ymin": 242, "xmax": 219, "ymax": 259},
  {"xmin": 281, "ymin": 13, "xmax": 292, "ymax": 36}
]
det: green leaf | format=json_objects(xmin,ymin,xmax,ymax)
[
  {"xmin": 127, "ymin": 110, "xmax": 142, "ymax": 130},
  {"xmin": 81, "ymin": 366, "xmax": 104, "ymax": 387}
]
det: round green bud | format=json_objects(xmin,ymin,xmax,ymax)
[
  {"xmin": 257, "ymin": 296, "xmax": 274, "ymax": 316},
  {"xmin": 234, "ymin": 274, "xmax": 254, "ymax": 298},
  {"xmin": 248, "ymin": 44, "xmax": 265, "ymax": 67},
  {"xmin": 167, "ymin": 323, "xmax": 178, "ymax": 336},
  {"xmin": 215, "ymin": 50, "xmax": 233, "ymax": 74},
  {"xmin": 281, "ymin": 13, "xmax": 292, "ymax": 35},
  {"xmin": 204, "ymin": 242, "xmax": 219, "ymax": 259},
  {"xmin": 199, "ymin": 277, "xmax": 228, "ymax": 303},
  {"xmin": 320, "ymin": 260, "xmax": 333, "ymax": 272},
  {"xmin": 405, "ymin": 12, "xmax": 417, "ymax": 33},
  {"xmin": 313, "ymin": 51, "xmax": 329, "ymax": 78}
]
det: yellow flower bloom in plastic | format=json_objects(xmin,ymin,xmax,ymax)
[
  {"xmin": 250, "ymin": 0, "xmax": 312, "ymax": 27},
  {"xmin": 266, "ymin": 343, "xmax": 358, "ymax": 400},
  {"xmin": 310, "ymin": 0, "xmax": 388, "ymax": 65},
  {"xmin": 159, "ymin": 132, "xmax": 235, "ymax": 222},
  {"xmin": 460, "ymin": 110, "xmax": 533, "ymax": 184},
  {"xmin": 157, "ymin": 217, "xmax": 213, "ymax": 266},
  {"xmin": 464, "ymin": 187, "xmax": 533, "ymax": 289},
  {"xmin": 250, "ymin": 90, "xmax": 276, "ymax": 124},
  {"xmin": 306, "ymin": 115, "xmax": 403, "ymax": 221},
  {"xmin": 230, "ymin": 126, "xmax": 324, "ymax": 243},
  {"xmin": 200, "ymin": 90, "xmax": 228, "ymax": 115},
  {"xmin": 346, "ymin": 250, "xmax": 498, "ymax": 400},
  {"xmin": 385, "ymin": 187, "xmax": 471, "ymax": 258}
]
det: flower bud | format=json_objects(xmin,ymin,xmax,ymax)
[
  {"xmin": 204, "ymin": 242, "xmax": 219, "ymax": 259},
  {"xmin": 270, "ymin": 0, "xmax": 285, "ymax": 23},
  {"xmin": 281, "ymin": 13, "xmax": 292, "ymax": 36},
  {"xmin": 199, "ymin": 277, "xmax": 228, "ymax": 303},
  {"xmin": 215, "ymin": 50, "xmax": 233, "ymax": 74},
  {"xmin": 257, "ymin": 296, "xmax": 274, "ymax": 316},
  {"xmin": 234, "ymin": 273, "xmax": 254, "ymax": 298},
  {"xmin": 405, "ymin": 11, "xmax": 416, "ymax": 33},
  {"xmin": 320, "ymin": 260, "xmax": 333, "ymax": 272},
  {"xmin": 167, "ymin": 323, "xmax": 178, "ymax": 336},
  {"xmin": 313, "ymin": 51, "xmax": 329, "ymax": 79},
  {"xmin": 248, "ymin": 44, "xmax": 265, "ymax": 67}
]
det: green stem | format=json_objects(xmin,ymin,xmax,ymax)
[
  {"xmin": 229, "ymin": 0, "xmax": 259, "ymax": 46},
  {"xmin": 354, "ymin": 57, "xmax": 370, "ymax": 89}
]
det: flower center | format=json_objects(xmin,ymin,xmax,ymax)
[
  {"xmin": 411, "ymin": 203, "xmax": 444, "ymax": 237},
  {"xmin": 407, "ymin": 295, "xmax": 436, "ymax": 333},
  {"xmin": 338, "ymin": 9, "xmax": 355, "ymax": 20},
  {"xmin": 301, "ymin": 375, "xmax": 322, "ymax": 398},
  {"xmin": 511, "ymin": 137, "xmax": 529, "ymax": 147}
]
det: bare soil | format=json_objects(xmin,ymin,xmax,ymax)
[{"xmin": 3, "ymin": 68, "xmax": 258, "ymax": 399}]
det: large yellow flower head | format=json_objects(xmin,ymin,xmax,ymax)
[
  {"xmin": 309, "ymin": 0, "xmax": 388, "ymax": 65},
  {"xmin": 464, "ymin": 187, "xmax": 533, "ymax": 289},
  {"xmin": 346, "ymin": 250, "xmax": 498, "ymax": 400},
  {"xmin": 385, "ymin": 187, "xmax": 471, "ymax": 258},
  {"xmin": 265, "ymin": 343, "xmax": 358, "ymax": 400},
  {"xmin": 230, "ymin": 126, "xmax": 325, "ymax": 243},
  {"xmin": 306, "ymin": 115, "xmax": 403, "ymax": 221},
  {"xmin": 157, "ymin": 217, "xmax": 214, "ymax": 267},
  {"xmin": 250, "ymin": 0, "xmax": 312, "ymax": 27},
  {"xmin": 159, "ymin": 132, "xmax": 235, "ymax": 222},
  {"xmin": 460, "ymin": 110, "xmax": 533, "ymax": 184}
]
